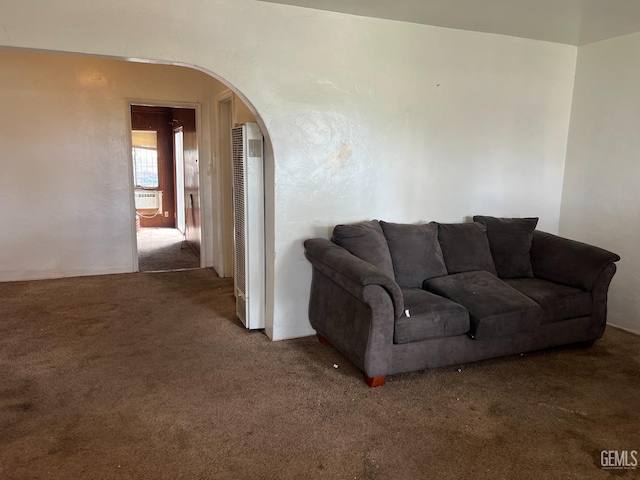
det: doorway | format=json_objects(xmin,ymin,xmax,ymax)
[{"xmin": 130, "ymin": 105, "xmax": 201, "ymax": 272}]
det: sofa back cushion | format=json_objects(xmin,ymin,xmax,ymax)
[
  {"xmin": 380, "ymin": 221, "xmax": 448, "ymax": 288},
  {"xmin": 437, "ymin": 222, "xmax": 497, "ymax": 275},
  {"xmin": 473, "ymin": 216, "xmax": 538, "ymax": 279},
  {"xmin": 331, "ymin": 220, "xmax": 395, "ymax": 279}
]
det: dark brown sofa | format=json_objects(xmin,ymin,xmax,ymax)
[{"xmin": 304, "ymin": 217, "xmax": 620, "ymax": 387}]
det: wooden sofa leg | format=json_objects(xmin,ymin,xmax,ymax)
[
  {"xmin": 364, "ymin": 375, "xmax": 386, "ymax": 388},
  {"xmin": 317, "ymin": 335, "xmax": 385, "ymax": 387}
]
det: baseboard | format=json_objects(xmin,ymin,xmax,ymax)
[
  {"xmin": 0, "ymin": 266, "xmax": 133, "ymax": 283},
  {"xmin": 608, "ymin": 323, "xmax": 640, "ymax": 336}
]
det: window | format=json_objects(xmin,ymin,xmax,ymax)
[{"xmin": 131, "ymin": 130, "xmax": 159, "ymax": 188}]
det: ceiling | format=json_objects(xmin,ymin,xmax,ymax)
[{"xmin": 257, "ymin": 0, "xmax": 640, "ymax": 46}]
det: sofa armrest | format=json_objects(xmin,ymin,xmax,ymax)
[
  {"xmin": 589, "ymin": 263, "xmax": 617, "ymax": 338},
  {"xmin": 531, "ymin": 231, "xmax": 620, "ymax": 291},
  {"xmin": 304, "ymin": 238, "xmax": 404, "ymax": 318}
]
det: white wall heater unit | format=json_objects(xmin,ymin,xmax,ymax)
[
  {"xmin": 134, "ymin": 189, "xmax": 162, "ymax": 211},
  {"xmin": 232, "ymin": 122, "xmax": 265, "ymax": 329}
]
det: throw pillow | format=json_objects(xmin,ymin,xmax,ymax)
[
  {"xmin": 473, "ymin": 216, "xmax": 539, "ymax": 278},
  {"xmin": 380, "ymin": 221, "xmax": 448, "ymax": 288},
  {"xmin": 331, "ymin": 220, "xmax": 395, "ymax": 279},
  {"xmin": 437, "ymin": 222, "xmax": 497, "ymax": 275}
]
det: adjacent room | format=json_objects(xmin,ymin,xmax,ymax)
[
  {"xmin": 1, "ymin": 0, "xmax": 639, "ymax": 478},
  {"xmin": 131, "ymin": 105, "xmax": 201, "ymax": 272}
]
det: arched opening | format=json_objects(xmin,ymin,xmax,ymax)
[{"xmin": 0, "ymin": 47, "xmax": 275, "ymax": 337}]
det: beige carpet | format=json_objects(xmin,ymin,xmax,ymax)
[
  {"xmin": 137, "ymin": 227, "xmax": 200, "ymax": 272},
  {"xmin": 1, "ymin": 269, "xmax": 639, "ymax": 479}
]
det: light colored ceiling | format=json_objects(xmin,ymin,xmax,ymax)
[{"xmin": 258, "ymin": 0, "xmax": 640, "ymax": 46}]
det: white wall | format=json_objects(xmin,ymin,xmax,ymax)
[
  {"xmin": 560, "ymin": 32, "xmax": 640, "ymax": 335},
  {"xmin": 0, "ymin": 0, "xmax": 577, "ymax": 340},
  {"xmin": 0, "ymin": 49, "xmax": 222, "ymax": 280}
]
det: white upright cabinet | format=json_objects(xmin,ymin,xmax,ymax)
[{"xmin": 232, "ymin": 122, "xmax": 265, "ymax": 329}]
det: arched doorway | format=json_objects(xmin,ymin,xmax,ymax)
[{"xmin": 0, "ymin": 46, "xmax": 274, "ymax": 335}]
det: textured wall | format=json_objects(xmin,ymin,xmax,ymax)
[
  {"xmin": 0, "ymin": 0, "xmax": 577, "ymax": 339},
  {"xmin": 560, "ymin": 32, "xmax": 640, "ymax": 334}
]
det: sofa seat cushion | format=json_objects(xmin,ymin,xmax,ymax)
[
  {"xmin": 423, "ymin": 271, "xmax": 543, "ymax": 340},
  {"xmin": 394, "ymin": 288, "xmax": 470, "ymax": 344},
  {"xmin": 504, "ymin": 278, "xmax": 592, "ymax": 325}
]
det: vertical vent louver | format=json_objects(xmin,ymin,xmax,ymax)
[{"xmin": 232, "ymin": 127, "xmax": 246, "ymax": 301}]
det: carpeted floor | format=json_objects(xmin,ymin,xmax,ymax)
[
  {"xmin": 137, "ymin": 227, "xmax": 200, "ymax": 272},
  {"xmin": 1, "ymin": 269, "xmax": 639, "ymax": 479}
]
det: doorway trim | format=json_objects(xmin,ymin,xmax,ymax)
[
  {"xmin": 216, "ymin": 88, "xmax": 235, "ymax": 277},
  {"xmin": 173, "ymin": 126, "xmax": 186, "ymax": 234},
  {"xmin": 125, "ymin": 99, "xmax": 205, "ymax": 272}
]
